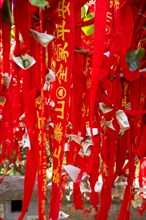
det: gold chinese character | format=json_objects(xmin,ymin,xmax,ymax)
[
  {"xmin": 56, "ymin": 87, "xmax": 66, "ymax": 100},
  {"xmin": 57, "ymin": 20, "xmax": 70, "ymax": 41},
  {"xmin": 52, "ymin": 167, "xmax": 60, "ymax": 187},
  {"xmin": 140, "ymin": 93, "xmax": 145, "ymax": 104},
  {"xmin": 36, "ymin": 111, "xmax": 46, "ymax": 129},
  {"xmin": 55, "ymin": 101, "xmax": 65, "ymax": 119},
  {"xmin": 54, "ymin": 122, "xmax": 63, "ymax": 143},
  {"xmin": 86, "ymin": 78, "xmax": 91, "ymax": 89},
  {"xmin": 85, "ymin": 57, "xmax": 92, "ymax": 74},
  {"xmin": 109, "ymin": 0, "xmax": 119, "ymax": 10},
  {"xmin": 106, "ymin": 12, "xmax": 112, "ymax": 23},
  {"xmin": 82, "ymin": 103, "xmax": 89, "ymax": 117},
  {"xmin": 106, "ymin": 25, "xmax": 111, "ymax": 35},
  {"xmin": 103, "ymin": 162, "xmax": 108, "ymax": 176},
  {"xmin": 121, "ymin": 98, "xmax": 127, "ymax": 108},
  {"xmin": 38, "ymin": 131, "xmax": 42, "ymax": 144},
  {"xmin": 53, "ymin": 145, "xmax": 61, "ymax": 166},
  {"xmin": 109, "ymin": 0, "xmax": 114, "ymax": 8},
  {"xmin": 56, "ymin": 64, "xmax": 68, "ymax": 84},
  {"xmin": 58, "ymin": 0, "xmax": 70, "ymax": 18},
  {"xmin": 57, "ymin": 42, "xmax": 69, "ymax": 62}
]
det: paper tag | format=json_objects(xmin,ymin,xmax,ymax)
[
  {"xmin": 86, "ymin": 127, "xmax": 98, "ymax": 136},
  {"xmin": 116, "ymin": 110, "xmax": 130, "ymax": 135}
]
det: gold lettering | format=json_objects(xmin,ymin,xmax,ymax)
[
  {"xmin": 57, "ymin": 20, "xmax": 70, "ymax": 41},
  {"xmin": 58, "ymin": 0, "xmax": 70, "ymax": 18},
  {"xmin": 53, "ymin": 145, "xmax": 62, "ymax": 166},
  {"xmin": 54, "ymin": 122, "xmax": 63, "ymax": 143},
  {"xmin": 106, "ymin": 12, "xmax": 112, "ymax": 22},
  {"xmin": 57, "ymin": 42, "xmax": 69, "ymax": 62},
  {"xmin": 55, "ymin": 101, "xmax": 65, "ymax": 119},
  {"xmin": 52, "ymin": 167, "xmax": 60, "ymax": 187},
  {"xmin": 56, "ymin": 64, "xmax": 68, "ymax": 84}
]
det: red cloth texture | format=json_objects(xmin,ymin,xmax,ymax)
[{"xmin": 0, "ymin": 0, "xmax": 146, "ymax": 219}]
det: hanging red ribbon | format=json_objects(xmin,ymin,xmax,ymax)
[{"xmin": 49, "ymin": 0, "xmax": 74, "ymax": 219}]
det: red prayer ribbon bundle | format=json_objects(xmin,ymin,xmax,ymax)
[{"xmin": 0, "ymin": 1, "xmax": 146, "ymax": 219}]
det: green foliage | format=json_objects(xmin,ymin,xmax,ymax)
[
  {"xmin": 126, "ymin": 47, "xmax": 145, "ymax": 71},
  {"xmin": 29, "ymin": 0, "xmax": 49, "ymax": 8},
  {"xmin": 82, "ymin": 24, "xmax": 94, "ymax": 36},
  {"xmin": 0, "ymin": 149, "xmax": 26, "ymax": 176},
  {"xmin": 81, "ymin": 3, "xmax": 94, "ymax": 36}
]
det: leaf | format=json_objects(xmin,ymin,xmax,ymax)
[
  {"xmin": 129, "ymin": 60, "xmax": 141, "ymax": 71},
  {"xmin": 29, "ymin": 0, "xmax": 48, "ymax": 8},
  {"xmin": 136, "ymin": 47, "xmax": 145, "ymax": 59},
  {"xmin": 82, "ymin": 24, "xmax": 94, "ymax": 36},
  {"xmin": 81, "ymin": 3, "xmax": 88, "ymax": 19},
  {"xmin": 83, "ymin": 12, "xmax": 94, "ymax": 21},
  {"xmin": 126, "ymin": 47, "xmax": 145, "ymax": 71}
]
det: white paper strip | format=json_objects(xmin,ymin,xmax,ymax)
[{"xmin": 86, "ymin": 127, "xmax": 98, "ymax": 136}]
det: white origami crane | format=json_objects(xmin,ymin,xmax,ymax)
[{"xmin": 30, "ymin": 29, "xmax": 55, "ymax": 47}]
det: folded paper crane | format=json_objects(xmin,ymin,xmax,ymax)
[
  {"xmin": 12, "ymin": 54, "xmax": 36, "ymax": 70},
  {"xmin": 30, "ymin": 29, "xmax": 55, "ymax": 47}
]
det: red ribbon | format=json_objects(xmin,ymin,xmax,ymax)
[{"xmin": 49, "ymin": 1, "xmax": 74, "ymax": 219}]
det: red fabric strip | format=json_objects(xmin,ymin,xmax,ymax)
[
  {"xmin": 49, "ymin": 1, "xmax": 75, "ymax": 219},
  {"xmin": 90, "ymin": 0, "xmax": 108, "ymax": 130}
]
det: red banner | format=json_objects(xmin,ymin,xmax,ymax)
[{"xmin": 49, "ymin": 1, "xmax": 74, "ymax": 219}]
